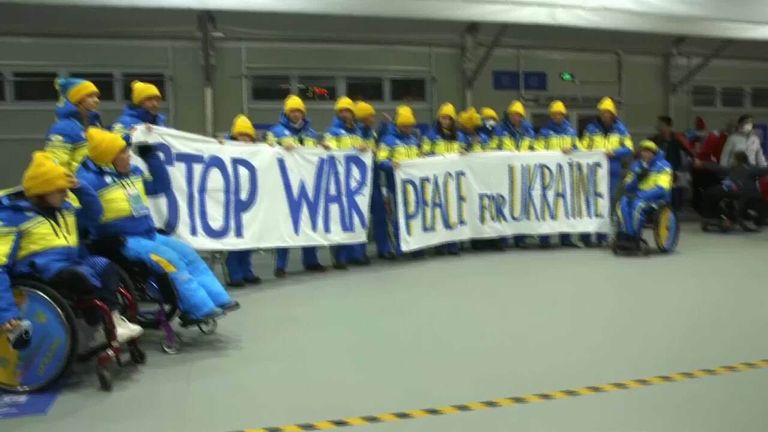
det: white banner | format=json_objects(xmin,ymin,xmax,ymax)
[
  {"xmin": 394, "ymin": 152, "xmax": 611, "ymax": 252},
  {"xmin": 131, "ymin": 126, "xmax": 373, "ymax": 250}
]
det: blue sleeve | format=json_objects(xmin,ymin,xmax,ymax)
[
  {"xmin": 142, "ymin": 153, "xmax": 171, "ymax": 196},
  {"xmin": 71, "ymin": 182, "xmax": 103, "ymax": 225},
  {"xmin": 637, "ymin": 187, "xmax": 666, "ymax": 201},
  {"xmin": 612, "ymin": 146, "xmax": 632, "ymax": 159},
  {"xmin": 0, "ymin": 229, "xmax": 20, "ymax": 324}
]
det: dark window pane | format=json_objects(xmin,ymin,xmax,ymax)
[
  {"xmin": 13, "ymin": 72, "xmax": 57, "ymax": 101},
  {"xmin": 251, "ymin": 75, "xmax": 291, "ymax": 100},
  {"xmin": 751, "ymin": 88, "xmax": 768, "ymax": 108},
  {"xmin": 298, "ymin": 76, "xmax": 336, "ymax": 101},
  {"xmin": 721, "ymin": 87, "xmax": 744, "ymax": 108},
  {"xmin": 692, "ymin": 85, "xmax": 716, "ymax": 107},
  {"xmin": 347, "ymin": 77, "xmax": 383, "ymax": 101},
  {"xmin": 391, "ymin": 78, "xmax": 426, "ymax": 102},
  {"xmin": 122, "ymin": 73, "xmax": 166, "ymax": 102},
  {"xmin": 71, "ymin": 72, "xmax": 115, "ymax": 101},
  {"xmin": 0, "ymin": 74, "xmax": 5, "ymax": 101}
]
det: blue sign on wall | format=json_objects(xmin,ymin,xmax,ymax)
[{"xmin": 492, "ymin": 71, "xmax": 548, "ymax": 91}]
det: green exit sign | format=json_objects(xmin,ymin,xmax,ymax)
[{"xmin": 559, "ymin": 72, "xmax": 576, "ymax": 82}]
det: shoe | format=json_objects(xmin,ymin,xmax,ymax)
[
  {"xmin": 379, "ymin": 252, "xmax": 397, "ymax": 261},
  {"xmin": 244, "ymin": 276, "xmax": 262, "ymax": 285},
  {"xmin": 89, "ymin": 327, "xmax": 108, "ymax": 349},
  {"xmin": 305, "ymin": 264, "xmax": 327, "ymax": 273},
  {"xmin": 112, "ymin": 311, "xmax": 144, "ymax": 343},
  {"xmin": 180, "ymin": 308, "xmax": 224, "ymax": 325},
  {"xmin": 352, "ymin": 257, "xmax": 371, "ymax": 266},
  {"xmin": 274, "ymin": 269, "xmax": 287, "ymax": 278},
  {"xmin": 221, "ymin": 301, "xmax": 240, "ymax": 313},
  {"xmin": 227, "ymin": 281, "xmax": 246, "ymax": 288},
  {"xmin": 333, "ymin": 263, "xmax": 348, "ymax": 270},
  {"xmin": 434, "ymin": 249, "xmax": 446, "ymax": 256}
]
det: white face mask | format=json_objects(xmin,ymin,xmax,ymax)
[
  {"xmin": 742, "ymin": 122, "xmax": 753, "ymax": 133},
  {"xmin": 484, "ymin": 119, "xmax": 497, "ymax": 129}
]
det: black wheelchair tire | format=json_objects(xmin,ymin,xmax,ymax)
[{"xmin": 0, "ymin": 280, "xmax": 78, "ymax": 393}]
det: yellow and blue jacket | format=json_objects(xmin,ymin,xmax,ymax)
[
  {"xmin": 265, "ymin": 113, "xmax": 319, "ymax": 148},
  {"xmin": 464, "ymin": 129, "xmax": 493, "ymax": 153},
  {"xmin": 45, "ymin": 101, "xmax": 103, "ymax": 173},
  {"xmin": 581, "ymin": 119, "xmax": 633, "ymax": 176},
  {"xmin": 500, "ymin": 118, "xmax": 536, "ymax": 152},
  {"xmin": 376, "ymin": 130, "xmax": 422, "ymax": 169},
  {"xmin": 111, "ymin": 104, "xmax": 167, "ymax": 145},
  {"xmin": 535, "ymin": 119, "xmax": 582, "ymax": 152},
  {"xmin": 477, "ymin": 124, "xmax": 504, "ymax": 151},
  {"xmin": 421, "ymin": 124, "xmax": 466, "ymax": 156},
  {"xmin": 75, "ymin": 154, "xmax": 170, "ymax": 240},
  {"xmin": 358, "ymin": 123, "xmax": 378, "ymax": 152},
  {"xmin": 324, "ymin": 117, "xmax": 364, "ymax": 150},
  {"xmin": 624, "ymin": 152, "xmax": 673, "ymax": 202},
  {"xmin": 0, "ymin": 186, "xmax": 102, "ymax": 323}
]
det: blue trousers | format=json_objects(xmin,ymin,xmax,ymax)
[
  {"xmin": 619, "ymin": 196, "xmax": 664, "ymax": 238},
  {"xmin": 373, "ymin": 168, "xmax": 403, "ymax": 256},
  {"xmin": 371, "ymin": 167, "xmax": 393, "ymax": 257},
  {"xmin": 436, "ymin": 242, "xmax": 460, "ymax": 254},
  {"xmin": 275, "ymin": 247, "xmax": 320, "ymax": 271},
  {"xmin": 333, "ymin": 244, "xmax": 366, "ymax": 265},
  {"xmin": 122, "ymin": 234, "xmax": 231, "ymax": 320},
  {"xmin": 225, "ymin": 250, "xmax": 257, "ymax": 284}
]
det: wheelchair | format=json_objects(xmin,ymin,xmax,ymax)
[
  {"xmin": 613, "ymin": 203, "xmax": 680, "ymax": 256},
  {"xmin": 113, "ymin": 260, "xmax": 219, "ymax": 355},
  {"xmin": 700, "ymin": 195, "xmax": 762, "ymax": 233},
  {"xmin": 0, "ymin": 278, "xmax": 145, "ymax": 393}
]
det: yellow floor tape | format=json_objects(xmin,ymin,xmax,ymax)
[{"xmin": 237, "ymin": 359, "xmax": 768, "ymax": 432}]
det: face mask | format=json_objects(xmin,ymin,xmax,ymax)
[{"xmin": 741, "ymin": 123, "xmax": 753, "ymax": 133}]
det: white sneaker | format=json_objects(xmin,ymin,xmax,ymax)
[
  {"xmin": 111, "ymin": 311, "xmax": 144, "ymax": 343},
  {"xmin": 89, "ymin": 327, "xmax": 108, "ymax": 349}
]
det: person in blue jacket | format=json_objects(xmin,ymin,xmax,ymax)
[
  {"xmin": 76, "ymin": 128, "xmax": 238, "ymax": 322},
  {"xmin": 223, "ymin": 115, "xmax": 263, "ymax": 287},
  {"xmin": 325, "ymin": 97, "xmax": 369, "ymax": 269},
  {"xmin": 580, "ymin": 97, "xmax": 634, "ymax": 246},
  {"xmin": 45, "ymin": 77, "xmax": 102, "ymax": 173},
  {"xmin": 375, "ymin": 106, "xmax": 423, "ymax": 259},
  {"xmin": 265, "ymin": 95, "xmax": 327, "ymax": 278},
  {"xmin": 501, "ymin": 100, "xmax": 537, "ymax": 248},
  {"xmin": 479, "ymin": 107, "xmax": 505, "ymax": 150},
  {"xmin": 616, "ymin": 140, "xmax": 673, "ymax": 249},
  {"xmin": 111, "ymin": 80, "xmax": 166, "ymax": 144},
  {"xmin": 535, "ymin": 100, "xmax": 582, "ymax": 248},
  {"xmin": 0, "ymin": 152, "xmax": 143, "ymax": 343},
  {"xmin": 355, "ymin": 101, "xmax": 378, "ymax": 265}
]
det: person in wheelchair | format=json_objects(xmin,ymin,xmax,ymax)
[
  {"xmin": 0, "ymin": 152, "xmax": 143, "ymax": 344},
  {"xmin": 615, "ymin": 140, "xmax": 673, "ymax": 251},
  {"xmin": 76, "ymin": 128, "xmax": 239, "ymax": 323},
  {"xmin": 694, "ymin": 151, "xmax": 768, "ymax": 227}
]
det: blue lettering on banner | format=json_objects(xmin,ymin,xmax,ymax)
[
  {"xmin": 401, "ymin": 170, "xmax": 467, "ymax": 236},
  {"xmin": 279, "ymin": 157, "xmax": 325, "ymax": 235},
  {"xmin": 588, "ymin": 161, "xmax": 605, "ymax": 218},
  {"xmin": 524, "ymin": 164, "xmax": 541, "ymax": 222},
  {"xmin": 344, "ymin": 155, "xmax": 369, "ymax": 231},
  {"xmin": 198, "ymin": 156, "xmax": 231, "ymax": 238},
  {"xmin": 539, "ymin": 164, "xmax": 555, "ymax": 221},
  {"xmin": 323, "ymin": 155, "xmax": 350, "ymax": 233},
  {"xmin": 553, "ymin": 163, "xmax": 570, "ymax": 220},
  {"xmin": 478, "ymin": 193, "xmax": 508, "ymax": 224},
  {"xmin": 158, "ymin": 143, "xmax": 259, "ymax": 239}
]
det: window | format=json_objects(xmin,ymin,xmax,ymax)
[
  {"xmin": 391, "ymin": 78, "xmax": 426, "ymax": 102},
  {"xmin": 751, "ymin": 88, "xmax": 768, "ymax": 108},
  {"xmin": 692, "ymin": 85, "xmax": 716, "ymax": 107},
  {"xmin": 720, "ymin": 87, "xmax": 745, "ymax": 108},
  {"xmin": 122, "ymin": 73, "xmax": 166, "ymax": 101},
  {"xmin": 298, "ymin": 76, "xmax": 336, "ymax": 101},
  {"xmin": 0, "ymin": 73, "xmax": 5, "ymax": 101},
  {"xmin": 13, "ymin": 72, "xmax": 58, "ymax": 101},
  {"xmin": 347, "ymin": 77, "xmax": 383, "ymax": 101},
  {"xmin": 251, "ymin": 75, "xmax": 291, "ymax": 101},
  {"xmin": 71, "ymin": 72, "xmax": 115, "ymax": 101}
]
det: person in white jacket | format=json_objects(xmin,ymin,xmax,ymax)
[{"xmin": 720, "ymin": 114, "xmax": 766, "ymax": 167}]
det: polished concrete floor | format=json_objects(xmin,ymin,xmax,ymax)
[{"xmin": 4, "ymin": 224, "xmax": 768, "ymax": 432}]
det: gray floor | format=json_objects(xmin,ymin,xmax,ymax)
[{"xmin": 4, "ymin": 224, "xmax": 768, "ymax": 432}]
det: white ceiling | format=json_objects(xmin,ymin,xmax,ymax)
[{"xmin": 4, "ymin": 0, "xmax": 768, "ymax": 40}]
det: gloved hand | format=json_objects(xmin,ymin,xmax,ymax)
[
  {"xmin": 135, "ymin": 144, "xmax": 156, "ymax": 159},
  {"xmin": 635, "ymin": 168, "xmax": 650, "ymax": 183}
]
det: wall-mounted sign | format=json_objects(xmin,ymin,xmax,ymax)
[{"xmin": 492, "ymin": 71, "xmax": 547, "ymax": 91}]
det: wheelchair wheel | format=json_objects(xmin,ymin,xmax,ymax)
[
  {"xmin": 653, "ymin": 206, "xmax": 679, "ymax": 253},
  {"xmin": 197, "ymin": 319, "xmax": 217, "ymax": 335},
  {"xmin": 738, "ymin": 204, "xmax": 761, "ymax": 232},
  {"xmin": 0, "ymin": 281, "xmax": 77, "ymax": 393}
]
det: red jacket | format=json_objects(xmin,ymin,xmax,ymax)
[{"xmin": 697, "ymin": 132, "xmax": 727, "ymax": 162}]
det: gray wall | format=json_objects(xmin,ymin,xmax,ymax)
[{"xmin": 2, "ymin": 33, "xmax": 768, "ymax": 187}]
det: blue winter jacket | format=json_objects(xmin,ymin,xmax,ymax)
[
  {"xmin": 536, "ymin": 119, "xmax": 581, "ymax": 152},
  {"xmin": 581, "ymin": 119, "xmax": 633, "ymax": 177},
  {"xmin": 0, "ymin": 185, "xmax": 102, "ymax": 323},
  {"xmin": 624, "ymin": 151, "xmax": 673, "ymax": 202},
  {"xmin": 376, "ymin": 129, "xmax": 422, "ymax": 170},
  {"xmin": 45, "ymin": 101, "xmax": 103, "ymax": 173},
  {"xmin": 265, "ymin": 113, "xmax": 319, "ymax": 147},
  {"xmin": 500, "ymin": 118, "xmax": 536, "ymax": 151},
  {"xmin": 324, "ymin": 116, "xmax": 363, "ymax": 150},
  {"xmin": 111, "ymin": 105, "xmax": 167, "ymax": 145},
  {"xmin": 76, "ymin": 153, "xmax": 171, "ymax": 240}
]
